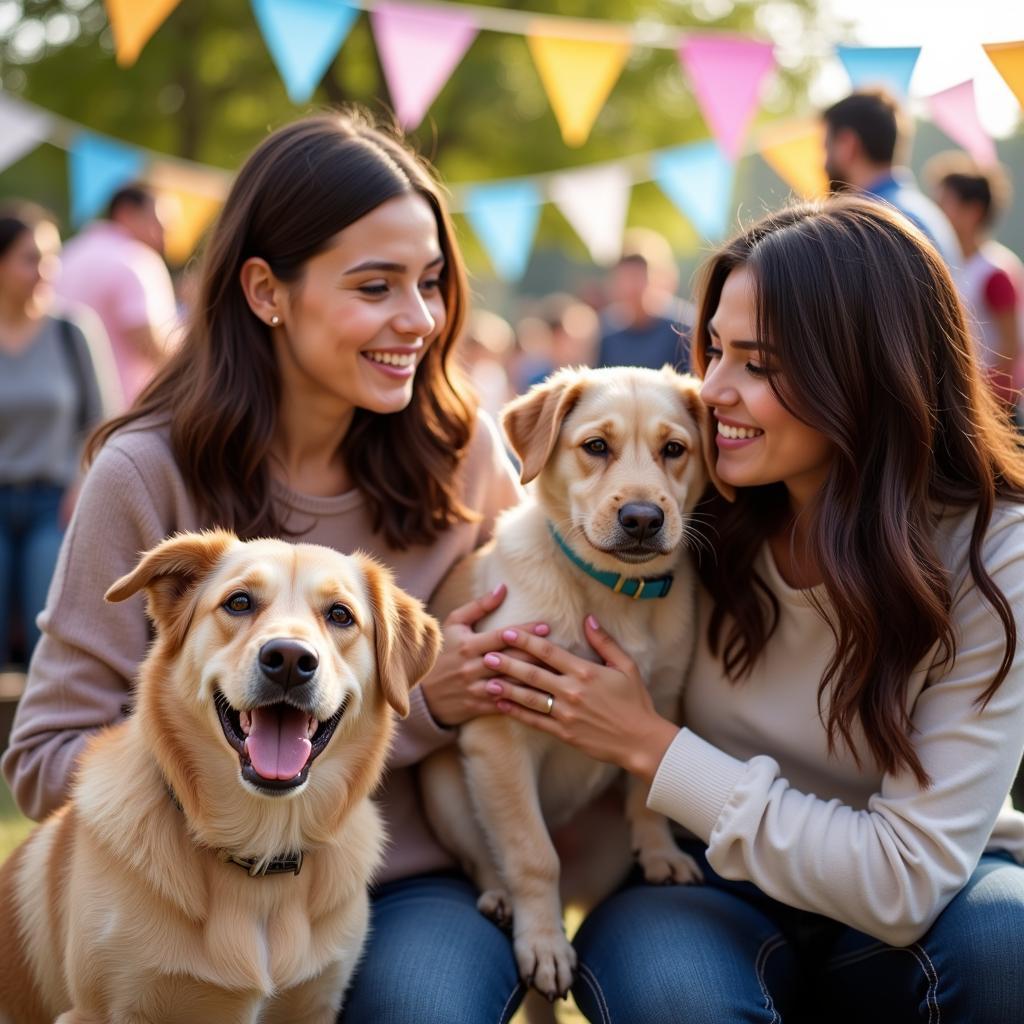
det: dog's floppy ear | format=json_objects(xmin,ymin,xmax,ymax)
[
  {"xmin": 501, "ymin": 370, "xmax": 587, "ymax": 484},
  {"xmin": 358, "ymin": 555, "xmax": 442, "ymax": 718},
  {"xmin": 673, "ymin": 372, "xmax": 735, "ymax": 502},
  {"xmin": 105, "ymin": 530, "xmax": 238, "ymax": 639}
]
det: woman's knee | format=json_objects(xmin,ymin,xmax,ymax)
[
  {"xmin": 923, "ymin": 855, "xmax": 1024, "ymax": 1020},
  {"xmin": 572, "ymin": 882, "xmax": 798, "ymax": 1024},
  {"xmin": 340, "ymin": 873, "xmax": 522, "ymax": 1024}
]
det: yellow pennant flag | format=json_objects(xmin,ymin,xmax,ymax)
[
  {"xmin": 105, "ymin": 0, "xmax": 182, "ymax": 67},
  {"xmin": 527, "ymin": 21, "xmax": 631, "ymax": 147},
  {"xmin": 149, "ymin": 164, "xmax": 227, "ymax": 265},
  {"xmin": 159, "ymin": 188, "xmax": 222, "ymax": 265},
  {"xmin": 984, "ymin": 41, "xmax": 1024, "ymax": 109},
  {"xmin": 759, "ymin": 119, "xmax": 830, "ymax": 200}
]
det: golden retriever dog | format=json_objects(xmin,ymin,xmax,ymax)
[
  {"xmin": 421, "ymin": 365, "xmax": 731, "ymax": 1000},
  {"xmin": 0, "ymin": 530, "xmax": 440, "ymax": 1024}
]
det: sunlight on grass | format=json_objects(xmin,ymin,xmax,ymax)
[{"xmin": 0, "ymin": 778, "xmax": 32, "ymax": 862}]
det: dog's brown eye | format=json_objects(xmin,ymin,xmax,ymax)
[
  {"xmin": 582, "ymin": 438, "xmax": 608, "ymax": 456},
  {"xmin": 224, "ymin": 592, "xmax": 252, "ymax": 614},
  {"xmin": 663, "ymin": 441, "xmax": 687, "ymax": 459},
  {"xmin": 328, "ymin": 603, "xmax": 354, "ymax": 627}
]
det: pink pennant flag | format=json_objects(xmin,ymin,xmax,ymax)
[
  {"xmin": 371, "ymin": 2, "xmax": 479, "ymax": 130},
  {"xmin": 926, "ymin": 80, "xmax": 997, "ymax": 167},
  {"xmin": 678, "ymin": 35, "xmax": 776, "ymax": 161}
]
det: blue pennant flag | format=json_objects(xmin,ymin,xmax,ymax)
[
  {"xmin": 653, "ymin": 141, "xmax": 736, "ymax": 242},
  {"xmin": 69, "ymin": 132, "xmax": 146, "ymax": 226},
  {"xmin": 251, "ymin": 0, "xmax": 358, "ymax": 104},
  {"xmin": 836, "ymin": 46, "xmax": 921, "ymax": 100},
  {"xmin": 464, "ymin": 181, "xmax": 541, "ymax": 281}
]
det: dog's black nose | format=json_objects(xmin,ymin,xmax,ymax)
[
  {"xmin": 258, "ymin": 638, "xmax": 319, "ymax": 689},
  {"xmin": 618, "ymin": 502, "xmax": 665, "ymax": 542}
]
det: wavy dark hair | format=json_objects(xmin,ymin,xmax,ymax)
[
  {"xmin": 692, "ymin": 197, "xmax": 1024, "ymax": 785},
  {"xmin": 87, "ymin": 110, "xmax": 476, "ymax": 548}
]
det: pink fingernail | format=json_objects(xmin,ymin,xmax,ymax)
[
  {"xmin": 587, "ymin": 615, "xmax": 600, "ymax": 630},
  {"xmin": 483, "ymin": 653, "xmax": 501, "ymax": 668},
  {"xmin": 502, "ymin": 629, "xmax": 518, "ymax": 642},
  {"xmin": 496, "ymin": 700, "xmax": 512, "ymax": 712},
  {"xmin": 534, "ymin": 624, "xmax": 550, "ymax": 636},
  {"xmin": 486, "ymin": 681, "xmax": 503, "ymax": 695},
  {"xmin": 492, "ymin": 583, "xmax": 505, "ymax": 597}
]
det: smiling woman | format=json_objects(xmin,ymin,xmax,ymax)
[{"xmin": 1, "ymin": 109, "xmax": 535, "ymax": 1022}]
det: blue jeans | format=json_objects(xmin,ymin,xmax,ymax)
[
  {"xmin": 340, "ymin": 872, "xmax": 523, "ymax": 1023},
  {"xmin": 573, "ymin": 843, "xmax": 1024, "ymax": 1023},
  {"xmin": 0, "ymin": 483, "xmax": 64, "ymax": 666}
]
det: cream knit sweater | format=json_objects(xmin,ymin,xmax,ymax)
[{"xmin": 650, "ymin": 502, "xmax": 1024, "ymax": 945}]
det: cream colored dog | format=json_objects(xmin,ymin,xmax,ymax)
[
  {"xmin": 421, "ymin": 365, "xmax": 731, "ymax": 999},
  {"xmin": 0, "ymin": 531, "xmax": 440, "ymax": 1024}
]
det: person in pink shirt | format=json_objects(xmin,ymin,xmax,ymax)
[
  {"xmin": 926, "ymin": 152, "xmax": 1023, "ymax": 416},
  {"xmin": 56, "ymin": 184, "xmax": 178, "ymax": 408}
]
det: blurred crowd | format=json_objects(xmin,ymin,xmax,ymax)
[{"xmin": 1, "ymin": 86, "xmax": 1023, "ymax": 671}]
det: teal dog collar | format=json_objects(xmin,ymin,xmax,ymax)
[{"xmin": 548, "ymin": 523, "xmax": 673, "ymax": 600}]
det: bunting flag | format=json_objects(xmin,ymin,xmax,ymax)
[
  {"xmin": 69, "ymin": 132, "xmax": 147, "ymax": 226},
  {"xmin": 147, "ymin": 164, "xmax": 227, "ymax": 264},
  {"xmin": 983, "ymin": 41, "xmax": 1024, "ymax": 109},
  {"xmin": 251, "ymin": 0, "xmax": 358, "ymax": 103},
  {"xmin": 677, "ymin": 36, "xmax": 775, "ymax": 162},
  {"xmin": 653, "ymin": 141, "xmax": 736, "ymax": 241},
  {"xmin": 526, "ymin": 22, "xmax": 632, "ymax": 147},
  {"xmin": 835, "ymin": 45, "xmax": 921, "ymax": 99},
  {"xmin": 0, "ymin": 93, "xmax": 53, "ymax": 173},
  {"xmin": 926, "ymin": 80, "xmax": 996, "ymax": 166},
  {"xmin": 464, "ymin": 181, "xmax": 541, "ymax": 280},
  {"xmin": 104, "ymin": 0, "xmax": 182, "ymax": 67},
  {"xmin": 549, "ymin": 164, "xmax": 630, "ymax": 265},
  {"xmin": 370, "ymin": 3, "xmax": 478, "ymax": 130},
  {"xmin": 759, "ymin": 119, "xmax": 830, "ymax": 200}
]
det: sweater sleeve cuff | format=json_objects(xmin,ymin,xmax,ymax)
[
  {"xmin": 647, "ymin": 728, "xmax": 748, "ymax": 841},
  {"xmin": 387, "ymin": 685, "xmax": 456, "ymax": 767}
]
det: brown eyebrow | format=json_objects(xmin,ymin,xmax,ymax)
[
  {"xmin": 343, "ymin": 255, "xmax": 445, "ymax": 275},
  {"xmin": 707, "ymin": 322, "xmax": 763, "ymax": 350}
]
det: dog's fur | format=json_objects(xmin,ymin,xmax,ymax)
[
  {"xmin": 0, "ymin": 531, "xmax": 440, "ymax": 1024},
  {"xmin": 421, "ymin": 365, "xmax": 731, "ymax": 999}
]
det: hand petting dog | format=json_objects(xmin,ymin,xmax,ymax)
[{"xmin": 483, "ymin": 615, "xmax": 681, "ymax": 787}]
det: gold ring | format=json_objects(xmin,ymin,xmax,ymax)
[{"xmin": 543, "ymin": 693, "xmax": 554, "ymax": 715}]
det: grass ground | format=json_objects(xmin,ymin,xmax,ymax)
[{"xmin": 0, "ymin": 776, "xmax": 32, "ymax": 862}]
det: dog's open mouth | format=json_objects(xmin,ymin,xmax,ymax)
[{"xmin": 215, "ymin": 691, "xmax": 347, "ymax": 794}]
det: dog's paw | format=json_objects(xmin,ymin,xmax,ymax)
[
  {"xmin": 515, "ymin": 929, "xmax": 577, "ymax": 1001},
  {"xmin": 477, "ymin": 888, "xmax": 513, "ymax": 928},
  {"xmin": 635, "ymin": 845, "xmax": 704, "ymax": 885}
]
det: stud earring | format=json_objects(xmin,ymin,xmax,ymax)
[{"xmin": 270, "ymin": 315, "xmax": 281, "ymax": 326}]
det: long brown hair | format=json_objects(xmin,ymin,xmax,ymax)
[
  {"xmin": 88, "ymin": 110, "xmax": 476, "ymax": 549},
  {"xmin": 692, "ymin": 197, "xmax": 1024, "ymax": 785}
]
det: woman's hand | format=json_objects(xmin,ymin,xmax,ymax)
[
  {"xmin": 419, "ymin": 583, "xmax": 550, "ymax": 728},
  {"xmin": 481, "ymin": 614, "xmax": 679, "ymax": 786}
]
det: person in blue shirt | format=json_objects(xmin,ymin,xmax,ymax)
[
  {"xmin": 823, "ymin": 88, "xmax": 961, "ymax": 268},
  {"xmin": 597, "ymin": 239, "xmax": 693, "ymax": 373}
]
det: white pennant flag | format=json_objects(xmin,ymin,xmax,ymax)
[
  {"xmin": 550, "ymin": 163, "xmax": 631, "ymax": 266},
  {"xmin": 0, "ymin": 93, "xmax": 53, "ymax": 173}
]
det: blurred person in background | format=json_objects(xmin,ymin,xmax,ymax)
[
  {"xmin": 0, "ymin": 202, "xmax": 113, "ymax": 668},
  {"xmin": 596, "ymin": 228, "xmax": 693, "ymax": 372},
  {"xmin": 460, "ymin": 308, "xmax": 514, "ymax": 419},
  {"xmin": 57, "ymin": 183, "xmax": 179, "ymax": 408},
  {"xmin": 823, "ymin": 88, "xmax": 961, "ymax": 267},
  {"xmin": 926, "ymin": 151, "xmax": 1023, "ymax": 416},
  {"xmin": 518, "ymin": 292, "xmax": 599, "ymax": 390}
]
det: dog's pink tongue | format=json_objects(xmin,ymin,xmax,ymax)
[{"xmin": 245, "ymin": 706, "xmax": 312, "ymax": 780}]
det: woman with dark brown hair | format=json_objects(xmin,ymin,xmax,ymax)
[
  {"xmin": 485, "ymin": 197, "xmax": 1024, "ymax": 1021},
  {"xmin": 2, "ymin": 111, "xmax": 534, "ymax": 1020}
]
